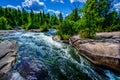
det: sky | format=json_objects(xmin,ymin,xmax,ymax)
[{"xmin": 0, "ymin": 0, "xmax": 120, "ymax": 16}]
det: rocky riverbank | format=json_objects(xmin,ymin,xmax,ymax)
[
  {"xmin": 0, "ymin": 41, "xmax": 17, "ymax": 79},
  {"xmin": 69, "ymin": 32, "xmax": 120, "ymax": 73}
]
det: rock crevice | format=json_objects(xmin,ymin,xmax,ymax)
[{"xmin": 0, "ymin": 41, "xmax": 17, "ymax": 79}]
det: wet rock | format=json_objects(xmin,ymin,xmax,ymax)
[
  {"xmin": 28, "ymin": 29, "xmax": 40, "ymax": 32},
  {"xmin": 0, "ymin": 41, "xmax": 17, "ymax": 79},
  {"xmin": 52, "ymin": 35, "xmax": 61, "ymax": 42},
  {"xmin": 70, "ymin": 34, "xmax": 120, "ymax": 73}
]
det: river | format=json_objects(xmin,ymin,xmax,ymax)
[{"xmin": 1, "ymin": 29, "xmax": 120, "ymax": 80}]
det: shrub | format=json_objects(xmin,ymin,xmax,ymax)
[
  {"xmin": 80, "ymin": 27, "xmax": 96, "ymax": 39},
  {"xmin": 106, "ymin": 24, "xmax": 120, "ymax": 32},
  {"xmin": 0, "ymin": 17, "xmax": 11, "ymax": 30},
  {"xmin": 61, "ymin": 34, "xmax": 70, "ymax": 40},
  {"xmin": 40, "ymin": 23, "xmax": 51, "ymax": 32}
]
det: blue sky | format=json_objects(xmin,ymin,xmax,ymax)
[{"xmin": 0, "ymin": 0, "xmax": 120, "ymax": 16}]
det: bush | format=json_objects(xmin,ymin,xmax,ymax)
[
  {"xmin": 56, "ymin": 20, "xmax": 75, "ymax": 40},
  {"xmin": 40, "ymin": 23, "xmax": 51, "ymax": 32},
  {"xmin": 27, "ymin": 23, "xmax": 40, "ymax": 30},
  {"xmin": 0, "ymin": 17, "xmax": 11, "ymax": 30},
  {"xmin": 61, "ymin": 34, "xmax": 70, "ymax": 40},
  {"xmin": 80, "ymin": 28, "xmax": 96, "ymax": 39},
  {"xmin": 106, "ymin": 24, "xmax": 120, "ymax": 32},
  {"xmin": 51, "ymin": 25, "xmax": 59, "ymax": 29}
]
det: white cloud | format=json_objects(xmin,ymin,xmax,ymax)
[
  {"xmin": 114, "ymin": 2, "xmax": 120, "ymax": 9},
  {"xmin": 70, "ymin": 0, "xmax": 86, "ymax": 3},
  {"xmin": 51, "ymin": 0, "xmax": 64, "ymax": 3},
  {"xmin": 47, "ymin": 9, "xmax": 61, "ymax": 15},
  {"xmin": 6, "ymin": 5, "xmax": 21, "ymax": 9},
  {"xmin": 22, "ymin": 0, "xmax": 45, "ymax": 11},
  {"xmin": 65, "ymin": 13, "xmax": 69, "ymax": 16}
]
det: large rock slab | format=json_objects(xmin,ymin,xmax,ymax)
[
  {"xmin": 70, "ymin": 35, "xmax": 120, "ymax": 72},
  {"xmin": 96, "ymin": 31, "xmax": 120, "ymax": 39},
  {"xmin": 0, "ymin": 41, "xmax": 17, "ymax": 79}
]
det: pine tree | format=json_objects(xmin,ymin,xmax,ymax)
[
  {"xmin": 50, "ymin": 14, "xmax": 58, "ymax": 25},
  {"xmin": 58, "ymin": 12, "xmax": 63, "ymax": 23}
]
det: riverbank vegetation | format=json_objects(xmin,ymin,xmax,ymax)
[
  {"xmin": 57, "ymin": 0, "xmax": 120, "ymax": 39},
  {"xmin": 0, "ymin": 0, "xmax": 120, "ymax": 39}
]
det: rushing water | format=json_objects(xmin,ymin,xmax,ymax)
[{"xmin": 1, "ymin": 29, "xmax": 120, "ymax": 80}]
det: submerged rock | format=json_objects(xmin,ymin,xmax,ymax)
[
  {"xmin": 70, "ymin": 34, "xmax": 120, "ymax": 73},
  {"xmin": 17, "ymin": 61, "xmax": 48, "ymax": 80},
  {"xmin": 0, "ymin": 41, "xmax": 17, "ymax": 79}
]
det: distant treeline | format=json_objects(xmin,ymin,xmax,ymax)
[
  {"xmin": 0, "ymin": 0, "xmax": 120, "ymax": 39},
  {"xmin": 0, "ymin": 6, "xmax": 62, "ymax": 31}
]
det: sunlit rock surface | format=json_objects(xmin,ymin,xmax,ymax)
[
  {"xmin": 0, "ymin": 41, "xmax": 17, "ymax": 79},
  {"xmin": 70, "ymin": 34, "xmax": 120, "ymax": 72}
]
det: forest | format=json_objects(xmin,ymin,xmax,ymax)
[{"xmin": 0, "ymin": 0, "xmax": 120, "ymax": 39}]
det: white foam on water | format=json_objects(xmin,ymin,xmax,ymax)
[
  {"xmin": 104, "ymin": 70, "xmax": 119, "ymax": 80},
  {"xmin": 21, "ymin": 32, "xmax": 35, "ymax": 38},
  {"xmin": 10, "ymin": 72, "xmax": 24, "ymax": 80},
  {"xmin": 37, "ymin": 33, "xmax": 63, "ymax": 48}
]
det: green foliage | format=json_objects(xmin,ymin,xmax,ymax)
[
  {"xmin": 51, "ymin": 25, "xmax": 59, "ymax": 29},
  {"xmin": 65, "ymin": 8, "xmax": 80, "ymax": 22},
  {"xmin": 56, "ymin": 20, "xmax": 75, "ymax": 40},
  {"xmin": 0, "ymin": 17, "xmax": 11, "ymax": 30},
  {"xmin": 50, "ymin": 14, "xmax": 59, "ymax": 25},
  {"xmin": 58, "ymin": 12, "xmax": 63, "ymax": 23},
  {"xmin": 40, "ymin": 23, "xmax": 51, "ymax": 32},
  {"xmin": 77, "ymin": 0, "xmax": 99, "ymax": 38},
  {"xmin": 106, "ymin": 24, "xmax": 120, "ymax": 32},
  {"xmin": 60, "ymin": 34, "xmax": 70, "ymax": 40},
  {"xmin": 80, "ymin": 28, "xmax": 96, "ymax": 39},
  {"xmin": 0, "ymin": 7, "xmax": 53, "ymax": 30}
]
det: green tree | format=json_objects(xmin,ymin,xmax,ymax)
[
  {"xmin": 0, "ymin": 6, "xmax": 4, "ymax": 17},
  {"xmin": 50, "ymin": 14, "xmax": 58, "ymax": 25},
  {"xmin": 39, "ymin": 11, "xmax": 45, "ymax": 25},
  {"xmin": 21, "ymin": 8, "xmax": 29, "ymax": 25},
  {"xmin": 44, "ymin": 13, "xmax": 50, "ymax": 24},
  {"xmin": 57, "ymin": 20, "xmax": 75, "ymax": 40},
  {"xmin": 98, "ymin": 0, "xmax": 114, "ymax": 30},
  {"xmin": 58, "ymin": 12, "xmax": 63, "ymax": 23},
  {"xmin": 17, "ymin": 8, "xmax": 23, "ymax": 26},
  {"xmin": 0, "ymin": 17, "xmax": 11, "ymax": 30},
  {"xmin": 79, "ymin": 0, "xmax": 100, "ymax": 38},
  {"xmin": 66, "ymin": 8, "xmax": 79, "ymax": 22}
]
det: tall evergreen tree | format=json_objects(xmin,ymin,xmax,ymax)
[
  {"xmin": 58, "ymin": 12, "xmax": 63, "ymax": 23},
  {"xmin": 50, "ymin": 13, "xmax": 58, "ymax": 25}
]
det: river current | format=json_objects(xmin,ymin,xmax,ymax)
[{"xmin": 1, "ymin": 29, "xmax": 120, "ymax": 80}]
